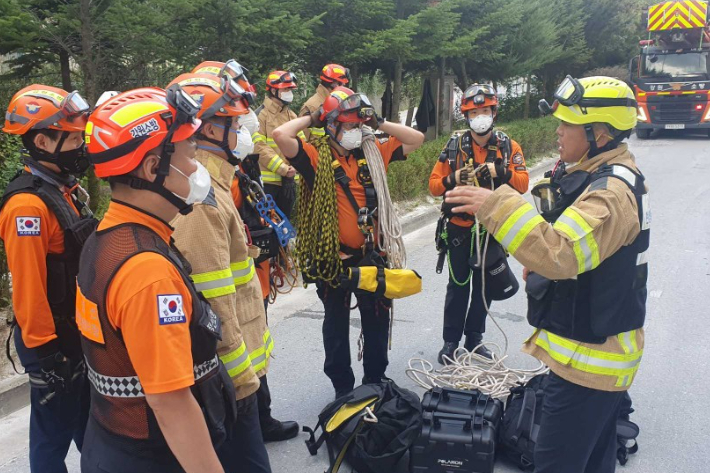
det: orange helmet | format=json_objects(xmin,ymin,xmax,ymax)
[
  {"xmin": 3, "ymin": 85, "xmax": 89, "ymax": 135},
  {"xmin": 191, "ymin": 59, "xmax": 256, "ymax": 106},
  {"xmin": 85, "ymin": 87, "xmax": 201, "ymax": 178},
  {"xmin": 461, "ymin": 84, "xmax": 498, "ymax": 113},
  {"xmin": 320, "ymin": 87, "xmax": 375, "ymax": 124},
  {"xmin": 320, "ymin": 64, "xmax": 350, "ymax": 85},
  {"xmin": 265, "ymin": 70, "xmax": 298, "ymax": 90},
  {"xmin": 168, "ymin": 73, "xmax": 250, "ymax": 119}
]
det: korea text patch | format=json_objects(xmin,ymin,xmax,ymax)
[
  {"xmin": 157, "ymin": 294, "xmax": 186, "ymax": 325},
  {"xmin": 16, "ymin": 217, "xmax": 41, "ymax": 236}
]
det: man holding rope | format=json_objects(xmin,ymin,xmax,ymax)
[
  {"xmin": 445, "ymin": 76, "xmax": 648, "ymax": 473},
  {"xmin": 273, "ymin": 86, "xmax": 424, "ymax": 399}
]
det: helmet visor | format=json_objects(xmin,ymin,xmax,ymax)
[
  {"xmin": 271, "ymin": 71, "xmax": 298, "ymax": 88},
  {"xmin": 32, "ymin": 90, "xmax": 90, "ymax": 130},
  {"xmin": 554, "ymin": 76, "xmax": 584, "ymax": 106},
  {"xmin": 337, "ymin": 94, "xmax": 374, "ymax": 122},
  {"xmin": 464, "ymin": 84, "xmax": 496, "ymax": 100}
]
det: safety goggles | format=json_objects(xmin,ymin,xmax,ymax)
[
  {"xmin": 222, "ymin": 59, "xmax": 256, "ymax": 106},
  {"xmin": 463, "ymin": 84, "xmax": 496, "ymax": 105},
  {"xmin": 539, "ymin": 75, "xmax": 637, "ymax": 116},
  {"xmin": 33, "ymin": 91, "xmax": 90, "ymax": 129},
  {"xmin": 166, "ymin": 83, "xmax": 201, "ymax": 128},
  {"xmin": 200, "ymin": 75, "xmax": 248, "ymax": 118},
  {"xmin": 270, "ymin": 71, "xmax": 298, "ymax": 88},
  {"xmin": 337, "ymin": 93, "xmax": 375, "ymax": 121}
]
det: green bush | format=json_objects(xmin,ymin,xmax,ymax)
[{"xmin": 498, "ymin": 115, "xmax": 558, "ymax": 166}]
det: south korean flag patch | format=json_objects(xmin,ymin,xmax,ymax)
[
  {"xmin": 157, "ymin": 294, "xmax": 186, "ymax": 325},
  {"xmin": 16, "ymin": 217, "xmax": 41, "ymax": 236}
]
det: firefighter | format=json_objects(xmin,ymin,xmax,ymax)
[
  {"xmin": 429, "ymin": 84, "xmax": 529, "ymax": 363},
  {"xmin": 273, "ymin": 87, "xmax": 424, "ymax": 399},
  {"xmin": 444, "ymin": 76, "xmax": 648, "ymax": 473},
  {"xmin": 0, "ymin": 85, "xmax": 95, "ymax": 472},
  {"xmin": 253, "ymin": 70, "xmax": 300, "ymax": 218},
  {"xmin": 168, "ymin": 71, "xmax": 295, "ymax": 458},
  {"xmin": 299, "ymin": 63, "xmax": 350, "ymax": 142},
  {"xmin": 77, "ymin": 86, "xmax": 236, "ymax": 473}
]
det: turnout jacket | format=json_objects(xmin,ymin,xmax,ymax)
[
  {"xmin": 254, "ymin": 96, "xmax": 303, "ymax": 186},
  {"xmin": 476, "ymin": 144, "xmax": 647, "ymax": 392}
]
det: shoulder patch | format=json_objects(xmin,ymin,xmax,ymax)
[
  {"xmin": 16, "ymin": 216, "xmax": 41, "ymax": 236},
  {"xmin": 157, "ymin": 294, "xmax": 186, "ymax": 325},
  {"xmin": 201, "ymin": 187, "xmax": 217, "ymax": 208},
  {"xmin": 512, "ymin": 152, "xmax": 523, "ymax": 165},
  {"xmin": 589, "ymin": 177, "xmax": 609, "ymax": 192}
]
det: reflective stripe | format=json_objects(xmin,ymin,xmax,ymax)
[
  {"xmin": 261, "ymin": 171, "xmax": 282, "ymax": 183},
  {"xmin": 253, "ymin": 132, "xmax": 267, "ymax": 144},
  {"xmin": 536, "ymin": 330, "xmax": 642, "ymax": 385},
  {"xmin": 192, "ymin": 268, "xmax": 236, "ymax": 299},
  {"xmin": 554, "ymin": 208, "xmax": 600, "ymax": 273},
  {"xmin": 494, "ymin": 203, "xmax": 546, "ymax": 255},
  {"xmin": 297, "ymin": 131, "xmax": 307, "ymax": 140},
  {"xmin": 250, "ymin": 330, "xmax": 275, "ymax": 373},
  {"xmin": 266, "ymin": 138, "xmax": 279, "ymax": 150},
  {"xmin": 640, "ymin": 194, "xmax": 651, "ymax": 230},
  {"xmin": 231, "ymin": 258, "xmax": 255, "ymax": 286},
  {"xmin": 194, "ymin": 355, "xmax": 219, "ymax": 381},
  {"xmin": 636, "ymin": 250, "xmax": 648, "ymax": 265},
  {"xmin": 612, "ymin": 166, "xmax": 637, "ymax": 188},
  {"xmin": 86, "ymin": 362, "xmax": 145, "ymax": 398},
  {"xmin": 267, "ymin": 155, "xmax": 284, "ymax": 172},
  {"xmin": 220, "ymin": 342, "xmax": 252, "ymax": 378},
  {"xmin": 309, "ymin": 127, "xmax": 326, "ymax": 136}
]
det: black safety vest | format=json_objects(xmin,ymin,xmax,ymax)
[
  {"xmin": 0, "ymin": 171, "xmax": 97, "ymax": 360},
  {"xmin": 77, "ymin": 220, "xmax": 236, "ymax": 462},
  {"xmin": 234, "ymin": 170, "xmax": 278, "ymax": 263},
  {"xmin": 526, "ymin": 164, "xmax": 650, "ymax": 344}
]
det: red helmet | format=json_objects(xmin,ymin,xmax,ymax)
[
  {"xmin": 192, "ymin": 59, "xmax": 256, "ymax": 106},
  {"xmin": 461, "ymin": 84, "xmax": 498, "ymax": 112},
  {"xmin": 168, "ymin": 73, "xmax": 250, "ymax": 119},
  {"xmin": 85, "ymin": 87, "xmax": 201, "ymax": 178},
  {"xmin": 265, "ymin": 70, "xmax": 298, "ymax": 90},
  {"xmin": 3, "ymin": 85, "xmax": 89, "ymax": 135},
  {"xmin": 320, "ymin": 64, "xmax": 350, "ymax": 85},
  {"xmin": 320, "ymin": 87, "xmax": 375, "ymax": 124}
]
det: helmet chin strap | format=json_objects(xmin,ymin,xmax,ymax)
[
  {"xmin": 199, "ymin": 117, "xmax": 240, "ymax": 164},
  {"xmin": 584, "ymin": 124, "xmax": 623, "ymax": 159}
]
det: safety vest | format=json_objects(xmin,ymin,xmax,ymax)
[
  {"xmin": 526, "ymin": 164, "xmax": 649, "ymax": 388},
  {"xmin": 439, "ymin": 130, "xmax": 512, "ymax": 219},
  {"xmin": 1, "ymin": 170, "xmax": 97, "ymax": 360},
  {"xmin": 234, "ymin": 169, "xmax": 279, "ymax": 263},
  {"xmin": 77, "ymin": 223, "xmax": 236, "ymax": 457}
]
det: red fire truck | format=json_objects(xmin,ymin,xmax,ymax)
[{"xmin": 630, "ymin": 0, "xmax": 710, "ymax": 138}]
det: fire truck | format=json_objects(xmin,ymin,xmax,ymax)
[{"xmin": 630, "ymin": 0, "xmax": 710, "ymax": 138}]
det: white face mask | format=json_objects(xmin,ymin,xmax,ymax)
[
  {"xmin": 232, "ymin": 127, "xmax": 254, "ymax": 162},
  {"xmin": 468, "ymin": 114, "xmax": 494, "ymax": 134},
  {"xmin": 279, "ymin": 90, "xmax": 294, "ymax": 103},
  {"xmin": 171, "ymin": 161, "xmax": 212, "ymax": 205},
  {"xmin": 238, "ymin": 110, "xmax": 260, "ymax": 135},
  {"xmin": 339, "ymin": 127, "xmax": 363, "ymax": 150}
]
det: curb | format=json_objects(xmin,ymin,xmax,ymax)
[{"xmin": 0, "ymin": 156, "xmax": 558, "ymax": 420}]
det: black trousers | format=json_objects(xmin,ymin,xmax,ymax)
[
  {"xmin": 217, "ymin": 393, "xmax": 272, "ymax": 473},
  {"xmin": 443, "ymin": 222, "xmax": 491, "ymax": 342},
  {"xmin": 534, "ymin": 372, "xmax": 625, "ymax": 473},
  {"xmin": 316, "ymin": 281, "xmax": 390, "ymax": 393},
  {"xmin": 264, "ymin": 182, "xmax": 295, "ymax": 219}
]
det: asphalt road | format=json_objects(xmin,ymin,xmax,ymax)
[{"xmin": 1, "ymin": 131, "xmax": 708, "ymax": 472}]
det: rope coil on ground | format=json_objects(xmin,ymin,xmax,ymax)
[
  {"xmin": 362, "ymin": 129, "xmax": 406, "ymax": 269},
  {"xmin": 406, "ymin": 163, "xmax": 548, "ymax": 399}
]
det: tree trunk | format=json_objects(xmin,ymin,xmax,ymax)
[
  {"xmin": 79, "ymin": 0, "xmax": 100, "ymax": 212},
  {"xmin": 59, "ymin": 50, "xmax": 72, "ymax": 91},
  {"xmin": 350, "ymin": 63, "xmax": 359, "ymax": 91},
  {"xmin": 523, "ymin": 74, "xmax": 531, "ymax": 120},
  {"xmin": 405, "ymin": 106, "xmax": 415, "ymax": 127},
  {"xmin": 382, "ymin": 73, "xmax": 393, "ymax": 121},
  {"xmin": 437, "ymin": 56, "xmax": 446, "ymax": 137},
  {"xmin": 391, "ymin": 57, "xmax": 403, "ymax": 124}
]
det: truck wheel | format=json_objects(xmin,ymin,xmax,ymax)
[{"xmin": 636, "ymin": 128, "xmax": 651, "ymax": 140}]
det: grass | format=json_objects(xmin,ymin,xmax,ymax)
[{"xmin": 387, "ymin": 116, "xmax": 559, "ymax": 202}]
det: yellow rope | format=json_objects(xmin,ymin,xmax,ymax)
[{"xmin": 295, "ymin": 136, "xmax": 343, "ymax": 285}]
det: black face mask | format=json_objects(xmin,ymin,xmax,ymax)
[{"xmin": 33, "ymin": 131, "xmax": 90, "ymax": 175}]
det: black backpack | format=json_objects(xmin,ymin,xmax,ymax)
[
  {"xmin": 303, "ymin": 380, "xmax": 423, "ymax": 473},
  {"xmin": 498, "ymin": 374, "xmax": 640, "ymax": 470}
]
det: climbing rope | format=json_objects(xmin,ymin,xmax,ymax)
[
  {"xmin": 269, "ymin": 245, "xmax": 300, "ymax": 303},
  {"xmin": 406, "ymin": 163, "xmax": 548, "ymax": 398},
  {"xmin": 295, "ymin": 135, "xmax": 343, "ymax": 285},
  {"xmin": 362, "ymin": 130, "xmax": 406, "ymax": 269}
]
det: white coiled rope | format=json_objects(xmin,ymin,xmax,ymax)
[
  {"xmin": 362, "ymin": 129, "xmax": 406, "ymax": 269},
  {"xmin": 405, "ymin": 164, "xmax": 548, "ymax": 399}
]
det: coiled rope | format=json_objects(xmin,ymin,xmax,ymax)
[
  {"xmin": 362, "ymin": 129, "xmax": 406, "ymax": 269},
  {"xmin": 295, "ymin": 135, "xmax": 343, "ymax": 285},
  {"xmin": 406, "ymin": 163, "xmax": 547, "ymax": 399}
]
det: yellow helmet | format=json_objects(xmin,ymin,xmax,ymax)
[{"xmin": 539, "ymin": 76, "xmax": 637, "ymax": 131}]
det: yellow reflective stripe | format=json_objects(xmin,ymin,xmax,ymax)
[
  {"xmin": 191, "ymin": 268, "xmax": 236, "ymax": 298},
  {"xmin": 261, "ymin": 171, "xmax": 282, "ymax": 183},
  {"xmin": 554, "ymin": 208, "xmax": 600, "ymax": 273},
  {"xmin": 219, "ymin": 342, "xmax": 251, "ymax": 378},
  {"xmin": 231, "ymin": 258, "xmax": 255, "ymax": 286},
  {"xmin": 267, "ymin": 155, "xmax": 284, "ymax": 172},
  {"xmin": 494, "ymin": 203, "xmax": 545, "ymax": 255},
  {"xmin": 297, "ymin": 131, "xmax": 306, "ymax": 140},
  {"xmin": 250, "ymin": 330, "xmax": 274, "ymax": 373},
  {"xmin": 253, "ymin": 132, "xmax": 266, "ymax": 144},
  {"xmin": 309, "ymin": 127, "xmax": 326, "ymax": 136},
  {"xmin": 536, "ymin": 330, "xmax": 643, "ymax": 379},
  {"xmin": 629, "ymin": 329, "xmax": 639, "ymax": 353}
]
